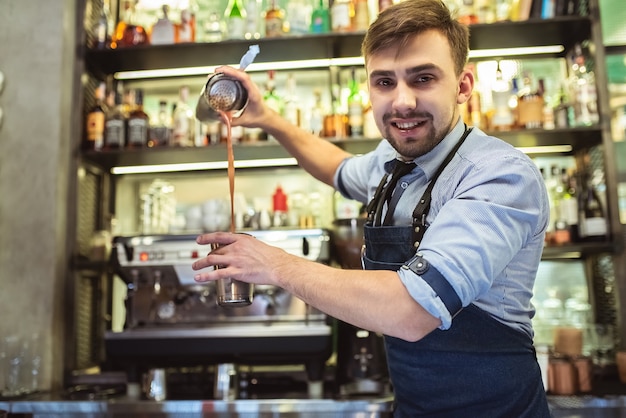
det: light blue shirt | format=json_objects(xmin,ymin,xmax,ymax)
[{"xmin": 334, "ymin": 119, "xmax": 550, "ymax": 337}]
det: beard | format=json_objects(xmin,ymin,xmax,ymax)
[{"xmin": 382, "ymin": 111, "xmax": 449, "ymax": 159}]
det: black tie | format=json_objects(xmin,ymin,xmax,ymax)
[{"xmin": 375, "ymin": 160, "xmax": 416, "ymax": 226}]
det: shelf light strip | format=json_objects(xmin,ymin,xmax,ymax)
[
  {"xmin": 110, "ymin": 157, "xmax": 299, "ymax": 174},
  {"xmin": 114, "ymin": 45, "xmax": 564, "ymax": 80},
  {"xmin": 109, "ymin": 144, "xmax": 571, "ymax": 174}
]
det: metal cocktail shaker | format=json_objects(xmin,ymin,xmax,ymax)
[
  {"xmin": 195, "ymin": 73, "xmax": 248, "ymax": 122},
  {"xmin": 210, "ymin": 243, "xmax": 253, "ymax": 306},
  {"xmin": 195, "ymin": 44, "xmax": 259, "ymax": 122}
]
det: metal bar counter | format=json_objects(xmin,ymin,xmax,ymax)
[
  {"xmin": 3, "ymin": 395, "xmax": 626, "ymax": 417},
  {"xmin": 0, "ymin": 396, "xmax": 394, "ymax": 417}
]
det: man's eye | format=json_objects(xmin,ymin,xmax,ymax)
[
  {"xmin": 377, "ymin": 79, "xmax": 393, "ymax": 87},
  {"xmin": 416, "ymin": 75, "xmax": 434, "ymax": 83}
]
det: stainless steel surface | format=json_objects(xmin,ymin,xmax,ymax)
[
  {"xmin": 106, "ymin": 229, "xmax": 334, "ymax": 391},
  {"xmin": 196, "ymin": 73, "xmax": 248, "ymax": 122},
  {"xmin": 211, "ymin": 243, "xmax": 253, "ymax": 307},
  {"xmin": 4, "ymin": 395, "xmax": 626, "ymax": 417},
  {"xmin": 5, "ymin": 397, "xmax": 394, "ymax": 417},
  {"xmin": 144, "ymin": 368, "xmax": 167, "ymax": 401},
  {"xmin": 214, "ymin": 363, "xmax": 237, "ymax": 401}
]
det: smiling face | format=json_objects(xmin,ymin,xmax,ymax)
[{"xmin": 366, "ymin": 29, "xmax": 474, "ymax": 160}]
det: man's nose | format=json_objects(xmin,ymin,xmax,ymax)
[{"xmin": 392, "ymin": 83, "xmax": 417, "ymax": 111}]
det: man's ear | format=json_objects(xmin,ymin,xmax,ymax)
[{"xmin": 457, "ymin": 69, "xmax": 474, "ymax": 105}]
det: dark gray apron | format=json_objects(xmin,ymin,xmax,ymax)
[{"xmin": 362, "ymin": 128, "xmax": 551, "ymax": 417}]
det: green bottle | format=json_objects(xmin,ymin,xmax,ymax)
[
  {"xmin": 224, "ymin": 0, "xmax": 247, "ymax": 39},
  {"xmin": 310, "ymin": 0, "xmax": 330, "ymax": 34}
]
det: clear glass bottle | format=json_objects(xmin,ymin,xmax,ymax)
[
  {"xmin": 244, "ymin": 0, "xmax": 263, "ymax": 39},
  {"xmin": 171, "ymin": 86, "xmax": 195, "ymax": 147},
  {"xmin": 91, "ymin": 0, "xmax": 112, "ymax": 49},
  {"xmin": 569, "ymin": 43, "xmax": 599, "ymax": 127},
  {"xmin": 174, "ymin": 7, "xmax": 195, "ymax": 43},
  {"xmin": 287, "ymin": 0, "xmax": 313, "ymax": 35},
  {"xmin": 150, "ymin": 5, "xmax": 175, "ymax": 45},
  {"xmin": 224, "ymin": 0, "xmax": 247, "ymax": 40},
  {"xmin": 203, "ymin": 11, "xmax": 225, "ymax": 43},
  {"xmin": 283, "ymin": 73, "xmax": 301, "ymax": 127},
  {"xmin": 347, "ymin": 67, "xmax": 364, "ymax": 137},
  {"xmin": 331, "ymin": 0, "xmax": 353, "ymax": 33},
  {"xmin": 490, "ymin": 61, "xmax": 514, "ymax": 131}
]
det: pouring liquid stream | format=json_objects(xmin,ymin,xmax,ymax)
[{"xmin": 218, "ymin": 109, "xmax": 236, "ymax": 234}]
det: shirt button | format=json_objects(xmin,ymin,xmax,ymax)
[{"xmin": 400, "ymin": 181, "xmax": 409, "ymax": 189}]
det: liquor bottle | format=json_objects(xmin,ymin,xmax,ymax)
[
  {"xmin": 174, "ymin": 7, "xmax": 195, "ymax": 43},
  {"xmin": 148, "ymin": 100, "xmax": 171, "ymax": 147},
  {"xmin": 490, "ymin": 61, "xmax": 514, "ymax": 131},
  {"xmin": 126, "ymin": 88, "xmax": 149, "ymax": 148},
  {"xmin": 262, "ymin": 71, "xmax": 283, "ymax": 140},
  {"xmin": 353, "ymin": 0, "xmax": 370, "ymax": 31},
  {"xmin": 549, "ymin": 165, "xmax": 571, "ymax": 245},
  {"xmin": 91, "ymin": 0, "xmax": 112, "ymax": 49},
  {"xmin": 85, "ymin": 82, "xmax": 107, "ymax": 151},
  {"xmin": 104, "ymin": 89, "xmax": 127, "ymax": 149},
  {"xmin": 283, "ymin": 73, "xmax": 301, "ymax": 127},
  {"xmin": 171, "ymin": 86, "xmax": 195, "ymax": 147},
  {"xmin": 457, "ymin": 0, "xmax": 479, "ymax": 25},
  {"xmin": 224, "ymin": 0, "xmax": 247, "ymax": 40},
  {"xmin": 263, "ymin": 71, "xmax": 283, "ymax": 115},
  {"xmin": 569, "ymin": 43, "xmax": 599, "ymax": 127},
  {"xmin": 517, "ymin": 72, "xmax": 544, "ymax": 129},
  {"xmin": 561, "ymin": 167, "xmax": 579, "ymax": 242},
  {"xmin": 244, "ymin": 0, "xmax": 263, "ymax": 39},
  {"xmin": 347, "ymin": 67, "xmax": 364, "ymax": 137},
  {"xmin": 331, "ymin": 0, "xmax": 354, "ymax": 33},
  {"xmin": 264, "ymin": 0, "xmax": 286, "ymax": 37},
  {"xmin": 310, "ymin": 0, "xmax": 331, "ymax": 34},
  {"xmin": 203, "ymin": 11, "xmax": 225, "ymax": 43},
  {"xmin": 111, "ymin": 0, "xmax": 148, "ymax": 48},
  {"xmin": 378, "ymin": 0, "xmax": 393, "ymax": 13},
  {"xmin": 150, "ymin": 5, "xmax": 175, "ymax": 45},
  {"xmin": 310, "ymin": 89, "xmax": 325, "ymax": 136},
  {"xmin": 578, "ymin": 174, "xmax": 608, "ymax": 242},
  {"xmin": 287, "ymin": 0, "xmax": 313, "ymax": 35}
]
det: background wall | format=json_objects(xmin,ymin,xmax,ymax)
[{"xmin": 0, "ymin": 0, "xmax": 78, "ymax": 391}]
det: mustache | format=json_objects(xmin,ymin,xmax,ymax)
[{"xmin": 382, "ymin": 111, "xmax": 433, "ymax": 123}]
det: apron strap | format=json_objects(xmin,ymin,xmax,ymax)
[{"xmin": 411, "ymin": 126, "xmax": 473, "ymax": 248}]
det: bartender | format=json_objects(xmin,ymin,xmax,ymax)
[{"xmin": 193, "ymin": 0, "xmax": 551, "ymax": 416}]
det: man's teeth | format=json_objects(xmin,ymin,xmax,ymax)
[{"xmin": 395, "ymin": 121, "xmax": 420, "ymax": 129}]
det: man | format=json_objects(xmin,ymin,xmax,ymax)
[{"xmin": 192, "ymin": 0, "xmax": 551, "ymax": 416}]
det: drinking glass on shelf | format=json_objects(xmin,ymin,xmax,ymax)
[
  {"xmin": 584, "ymin": 324, "xmax": 615, "ymax": 366},
  {"xmin": 2, "ymin": 335, "xmax": 23, "ymax": 397}
]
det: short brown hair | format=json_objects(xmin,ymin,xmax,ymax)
[{"xmin": 362, "ymin": 0, "xmax": 470, "ymax": 76}]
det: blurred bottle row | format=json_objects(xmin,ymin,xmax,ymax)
[
  {"xmin": 87, "ymin": 0, "xmax": 584, "ymax": 49},
  {"xmin": 84, "ymin": 41, "xmax": 600, "ymax": 151},
  {"xmin": 464, "ymin": 43, "xmax": 599, "ymax": 132},
  {"xmin": 83, "ymin": 67, "xmax": 379, "ymax": 151}
]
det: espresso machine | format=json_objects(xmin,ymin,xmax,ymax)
[{"xmin": 105, "ymin": 229, "xmax": 334, "ymax": 399}]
